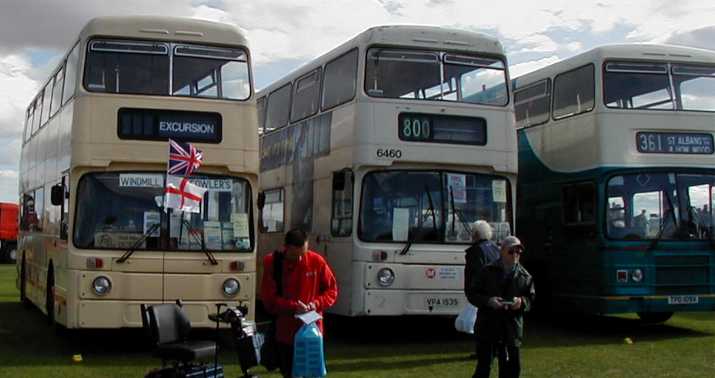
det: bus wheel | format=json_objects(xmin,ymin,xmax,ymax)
[
  {"xmin": 637, "ymin": 312, "xmax": 673, "ymax": 324},
  {"xmin": 6, "ymin": 244, "xmax": 17, "ymax": 264},
  {"xmin": 46, "ymin": 268, "xmax": 55, "ymax": 325},
  {"xmin": 20, "ymin": 257, "xmax": 30, "ymax": 307}
]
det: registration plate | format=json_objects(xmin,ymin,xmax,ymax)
[
  {"xmin": 425, "ymin": 296, "xmax": 460, "ymax": 309},
  {"xmin": 667, "ymin": 295, "xmax": 699, "ymax": 305}
]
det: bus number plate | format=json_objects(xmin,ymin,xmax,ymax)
[
  {"xmin": 667, "ymin": 295, "xmax": 699, "ymax": 305},
  {"xmin": 425, "ymin": 296, "xmax": 460, "ymax": 309}
]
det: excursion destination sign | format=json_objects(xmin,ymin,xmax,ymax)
[
  {"xmin": 118, "ymin": 108, "xmax": 222, "ymax": 143},
  {"xmin": 636, "ymin": 132, "xmax": 714, "ymax": 154}
]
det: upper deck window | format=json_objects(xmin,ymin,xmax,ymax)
[
  {"xmin": 604, "ymin": 61, "xmax": 715, "ymax": 112},
  {"xmin": 365, "ymin": 48, "xmax": 508, "ymax": 106},
  {"xmin": 265, "ymin": 83, "xmax": 291, "ymax": 131},
  {"xmin": 514, "ymin": 79, "xmax": 551, "ymax": 128},
  {"xmin": 291, "ymin": 68, "xmax": 321, "ymax": 122},
  {"xmin": 85, "ymin": 40, "xmax": 170, "ymax": 95},
  {"xmin": 173, "ymin": 44, "xmax": 250, "ymax": 100},
  {"xmin": 673, "ymin": 64, "xmax": 715, "ymax": 112},
  {"xmin": 604, "ymin": 62, "xmax": 672, "ymax": 110},
  {"xmin": 322, "ymin": 49, "xmax": 358, "ymax": 110},
  {"xmin": 62, "ymin": 42, "xmax": 80, "ymax": 105},
  {"xmin": 553, "ymin": 64, "xmax": 595, "ymax": 119},
  {"xmin": 256, "ymin": 96, "xmax": 267, "ymax": 131},
  {"xmin": 84, "ymin": 39, "xmax": 250, "ymax": 100}
]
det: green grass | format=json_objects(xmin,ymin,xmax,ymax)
[{"xmin": 0, "ymin": 264, "xmax": 714, "ymax": 377}]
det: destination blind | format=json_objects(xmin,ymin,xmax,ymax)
[
  {"xmin": 636, "ymin": 132, "xmax": 714, "ymax": 154},
  {"xmin": 118, "ymin": 108, "xmax": 222, "ymax": 142}
]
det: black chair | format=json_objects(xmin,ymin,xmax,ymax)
[{"xmin": 141, "ymin": 301, "xmax": 217, "ymax": 367}]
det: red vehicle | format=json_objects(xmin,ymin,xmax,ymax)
[{"xmin": 0, "ymin": 203, "xmax": 18, "ymax": 263}]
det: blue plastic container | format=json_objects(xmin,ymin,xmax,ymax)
[{"xmin": 292, "ymin": 322, "xmax": 326, "ymax": 377}]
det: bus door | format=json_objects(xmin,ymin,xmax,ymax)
[{"xmin": 315, "ymin": 169, "xmax": 353, "ymax": 267}]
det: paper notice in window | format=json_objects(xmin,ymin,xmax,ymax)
[
  {"xmin": 492, "ymin": 180, "xmax": 507, "ymax": 203},
  {"xmin": 204, "ymin": 221, "xmax": 222, "ymax": 250},
  {"xmin": 143, "ymin": 211, "xmax": 160, "ymax": 236},
  {"xmin": 392, "ymin": 208, "xmax": 410, "ymax": 241},
  {"xmin": 447, "ymin": 174, "xmax": 467, "ymax": 203},
  {"xmin": 231, "ymin": 213, "xmax": 250, "ymax": 238}
]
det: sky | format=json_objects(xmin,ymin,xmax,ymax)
[{"xmin": 2, "ymin": 0, "xmax": 715, "ymax": 202}]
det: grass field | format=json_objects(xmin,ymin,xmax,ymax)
[{"xmin": 0, "ymin": 264, "xmax": 714, "ymax": 377}]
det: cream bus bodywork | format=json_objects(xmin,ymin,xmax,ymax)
[
  {"xmin": 18, "ymin": 16, "xmax": 258, "ymax": 328},
  {"xmin": 258, "ymin": 25, "xmax": 516, "ymax": 316}
]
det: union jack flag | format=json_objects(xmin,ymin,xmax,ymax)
[{"xmin": 168, "ymin": 139, "xmax": 203, "ymax": 177}]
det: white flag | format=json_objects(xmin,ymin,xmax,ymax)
[{"xmin": 164, "ymin": 175, "xmax": 206, "ymax": 213}]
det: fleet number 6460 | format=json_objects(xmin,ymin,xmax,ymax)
[{"xmin": 376, "ymin": 148, "xmax": 402, "ymax": 159}]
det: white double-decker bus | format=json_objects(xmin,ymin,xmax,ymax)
[
  {"xmin": 17, "ymin": 16, "xmax": 259, "ymax": 328},
  {"xmin": 256, "ymin": 25, "xmax": 515, "ymax": 316}
]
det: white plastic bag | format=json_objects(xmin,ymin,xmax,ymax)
[{"xmin": 454, "ymin": 303, "xmax": 478, "ymax": 334}]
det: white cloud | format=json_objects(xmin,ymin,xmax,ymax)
[
  {"xmin": 0, "ymin": 54, "xmax": 38, "ymax": 140},
  {"xmin": 0, "ymin": 170, "xmax": 18, "ymax": 178},
  {"xmin": 512, "ymin": 34, "xmax": 559, "ymax": 54},
  {"xmin": 0, "ymin": 175, "xmax": 18, "ymax": 202},
  {"xmin": 509, "ymin": 55, "xmax": 561, "ymax": 79},
  {"xmin": 666, "ymin": 26, "xmax": 715, "ymax": 51}
]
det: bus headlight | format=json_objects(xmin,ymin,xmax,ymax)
[
  {"xmin": 92, "ymin": 276, "xmax": 112, "ymax": 296},
  {"xmin": 631, "ymin": 269, "xmax": 644, "ymax": 283},
  {"xmin": 223, "ymin": 278, "xmax": 240, "ymax": 297},
  {"xmin": 377, "ymin": 268, "xmax": 395, "ymax": 287}
]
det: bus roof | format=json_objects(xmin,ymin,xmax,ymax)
[
  {"xmin": 514, "ymin": 43, "xmax": 715, "ymax": 89},
  {"xmin": 258, "ymin": 24, "xmax": 504, "ymax": 95},
  {"xmin": 79, "ymin": 16, "xmax": 249, "ymax": 47}
]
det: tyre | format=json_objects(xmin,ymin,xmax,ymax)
[
  {"xmin": 4, "ymin": 243, "xmax": 17, "ymax": 264},
  {"xmin": 20, "ymin": 257, "xmax": 30, "ymax": 307},
  {"xmin": 46, "ymin": 268, "xmax": 55, "ymax": 325},
  {"xmin": 637, "ymin": 311, "xmax": 673, "ymax": 324}
]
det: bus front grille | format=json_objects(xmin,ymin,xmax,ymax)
[{"xmin": 654, "ymin": 255, "xmax": 711, "ymax": 295}]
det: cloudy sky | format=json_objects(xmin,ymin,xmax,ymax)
[{"xmin": 2, "ymin": 0, "xmax": 715, "ymax": 202}]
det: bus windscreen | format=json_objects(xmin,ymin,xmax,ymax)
[
  {"xmin": 73, "ymin": 172, "xmax": 252, "ymax": 252},
  {"xmin": 359, "ymin": 170, "xmax": 512, "ymax": 244}
]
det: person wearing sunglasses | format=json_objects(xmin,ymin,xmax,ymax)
[{"xmin": 470, "ymin": 236, "xmax": 535, "ymax": 378}]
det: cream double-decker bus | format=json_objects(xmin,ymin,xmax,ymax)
[
  {"xmin": 17, "ymin": 16, "xmax": 259, "ymax": 329},
  {"xmin": 257, "ymin": 25, "xmax": 516, "ymax": 316}
]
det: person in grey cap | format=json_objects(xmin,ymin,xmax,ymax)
[
  {"xmin": 464, "ymin": 221, "xmax": 501, "ymax": 355},
  {"xmin": 471, "ymin": 235, "xmax": 535, "ymax": 378}
]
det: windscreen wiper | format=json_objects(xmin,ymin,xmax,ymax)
[
  {"xmin": 180, "ymin": 218, "xmax": 218, "ymax": 265},
  {"xmin": 116, "ymin": 223, "xmax": 160, "ymax": 264},
  {"xmin": 649, "ymin": 193, "xmax": 676, "ymax": 251},
  {"xmin": 401, "ymin": 185, "xmax": 439, "ymax": 255},
  {"xmin": 424, "ymin": 185, "xmax": 438, "ymax": 235}
]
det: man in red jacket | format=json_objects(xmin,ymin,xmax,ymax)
[{"xmin": 261, "ymin": 229, "xmax": 338, "ymax": 378}]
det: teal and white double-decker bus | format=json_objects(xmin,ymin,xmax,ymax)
[{"xmin": 514, "ymin": 44, "xmax": 715, "ymax": 322}]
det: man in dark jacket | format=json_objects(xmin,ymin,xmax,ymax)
[
  {"xmin": 470, "ymin": 236, "xmax": 535, "ymax": 378},
  {"xmin": 464, "ymin": 221, "xmax": 500, "ymax": 353}
]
